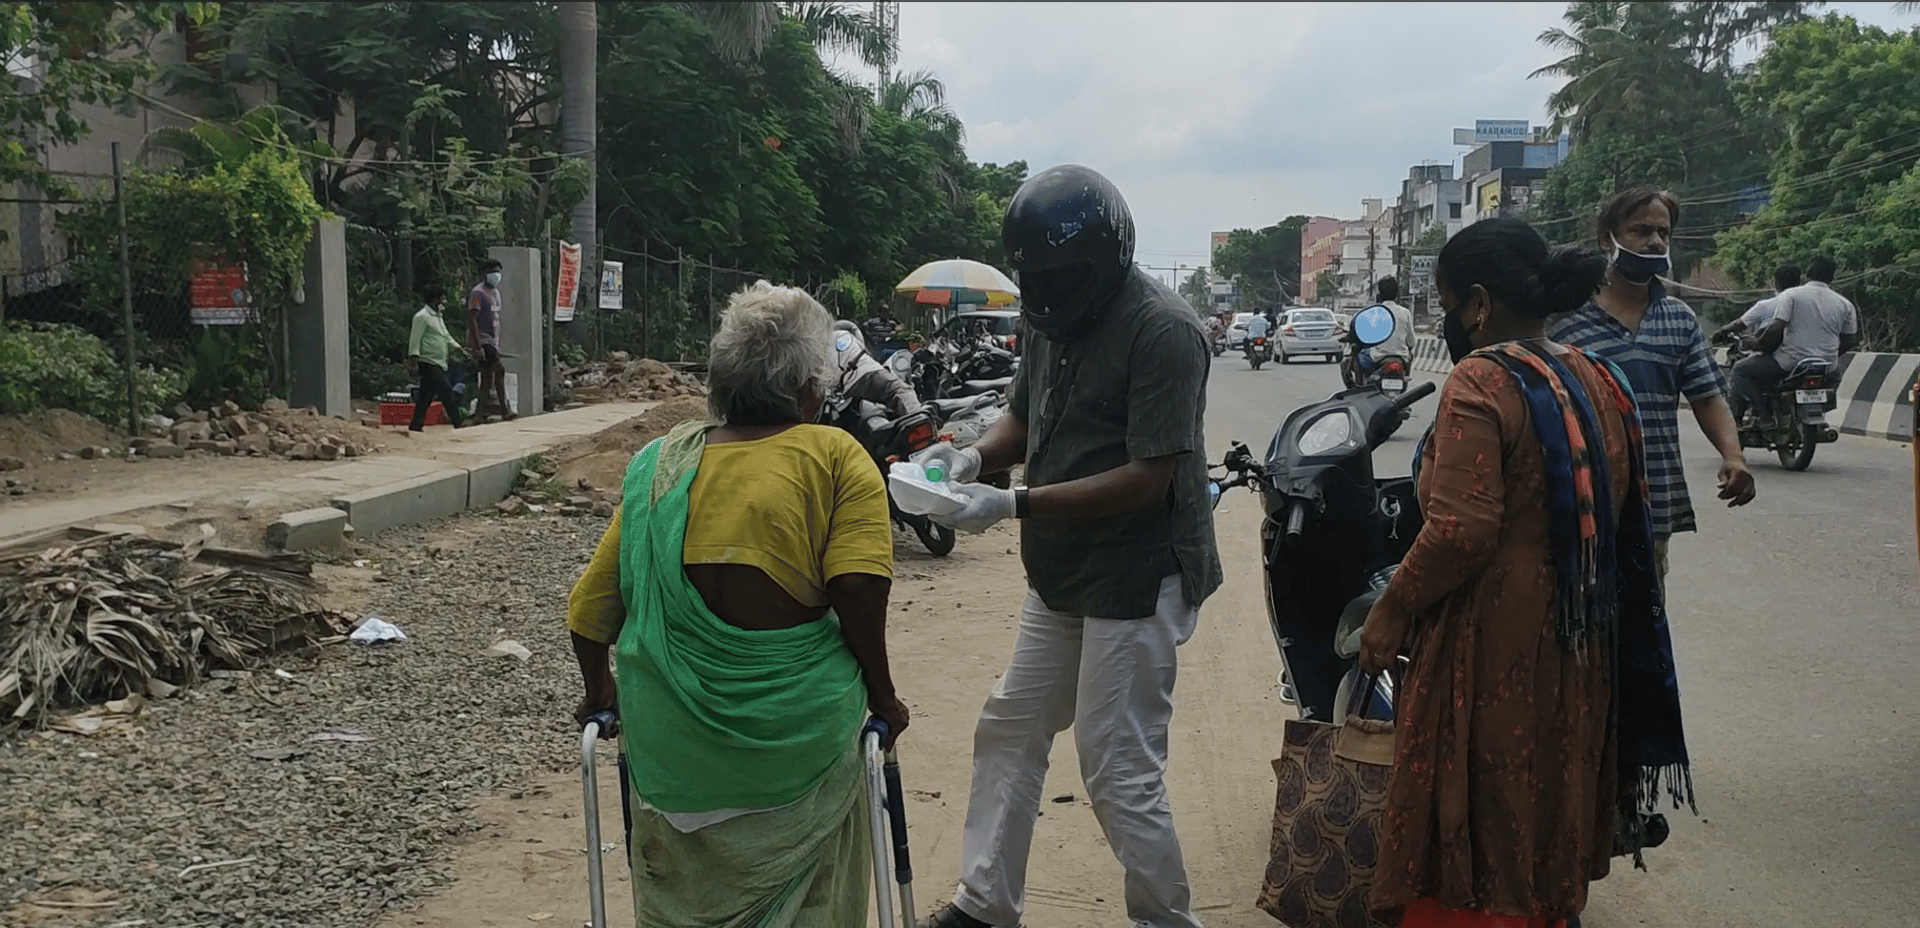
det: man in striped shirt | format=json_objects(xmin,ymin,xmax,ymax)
[{"xmin": 1547, "ymin": 186, "xmax": 1756, "ymax": 581}]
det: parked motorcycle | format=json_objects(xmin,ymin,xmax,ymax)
[
  {"xmin": 891, "ymin": 337, "xmax": 1017, "ymax": 403},
  {"xmin": 1245, "ymin": 335, "xmax": 1272, "ymax": 370},
  {"xmin": 821, "ymin": 393, "xmax": 956, "ymax": 556},
  {"xmin": 925, "ymin": 391, "xmax": 1013, "ymax": 490},
  {"xmin": 1715, "ymin": 335, "xmax": 1842, "ymax": 471}
]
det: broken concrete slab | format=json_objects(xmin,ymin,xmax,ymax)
[{"xmin": 265, "ymin": 507, "xmax": 354, "ymax": 551}]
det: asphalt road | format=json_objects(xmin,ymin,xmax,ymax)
[{"xmin": 1199, "ymin": 351, "xmax": 1919, "ymax": 928}]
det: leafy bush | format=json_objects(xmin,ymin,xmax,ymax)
[
  {"xmin": 175, "ymin": 327, "xmax": 269, "ymax": 411},
  {"xmin": 349, "ymin": 278, "xmax": 417, "ymax": 399},
  {"xmin": 0, "ymin": 323, "xmax": 184, "ymax": 423}
]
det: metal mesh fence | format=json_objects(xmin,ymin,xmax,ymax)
[
  {"xmin": 4, "ymin": 162, "xmax": 808, "ymax": 430},
  {"xmin": 564, "ymin": 246, "xmax": 794, "ymax": 364}
]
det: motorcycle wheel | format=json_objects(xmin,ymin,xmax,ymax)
[
  {"xmin": 1780, "ymin": 422, "xmax": 1819, "ymax": 471},
  {"xmin": 912, "ymin": 516, "xmax": 956, "ymax": 557},
  {"xmin": 1250, "ymin": 357, "xmax": 1264, "ymax": 370}
]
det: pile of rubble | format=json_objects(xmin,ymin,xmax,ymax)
[
  {"xmin": 0, "ymin": 528, "xmax": 346, "ymax": 729},
  {"xmin": 561, "ymin": 352, "xmax": 707, "ymax": 403},
  {"xmin": 131, "ymin": 398, "xmax": 386, "ymax": 462}
]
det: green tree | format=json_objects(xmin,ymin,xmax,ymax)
[
  {"xmin": 1, "ymin": 2, "xmax": 216, "ymax": 198},
  {"xmin": 1212, "ymin": 216, "xmax": 1308, "ymax": 309},
  {"xmin": 1527, "ymin": 1, "xmax": 1819, "ymax": 258},
  {"xmin": 1179, "ymin": 268, "xmax": 1211, "ymax": 313},
  {"xmin": 1717, "ymin": 13, "xmax": 1920, "ymax": 349}
]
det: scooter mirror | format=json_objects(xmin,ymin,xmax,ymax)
[
  {"xmin": 1351, "ymin": 304, "xmax": 1395, "ymax": 347},
  {"xmin": 1207, "ymin": 479, "xmax": 1224, "ymax": 511}
]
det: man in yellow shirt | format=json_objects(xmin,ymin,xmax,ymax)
[{"xmin": 406, "ymin": 285, "xmax": 468, "ymax": 431}]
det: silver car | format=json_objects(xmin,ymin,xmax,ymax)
[{"xmin": 1278, "ymin": 308, "xmax": 1342, "ymax": 364}]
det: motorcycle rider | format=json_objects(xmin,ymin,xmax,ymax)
[
  {"xmin": 1711, "ymin": 264, "xmax": 1800, "ymax": 354},
  {"xmin": 1244, "ymin": 307, "xmax": 1273, "ymax": 356},
  {"xmin": 1343, "ymin": 276, "xmax": 1413, "ymax": 383},
  {"xmin": 1729, "ymin": 256, "xmax": 1859, "ymax": 425},
  {"xmin": 910, "ymin": 164, "xmax": 1222, "ymax": 928},
  {"xmin": 833, "ymin": 320, "xmax": 923, "ymax": 418}
]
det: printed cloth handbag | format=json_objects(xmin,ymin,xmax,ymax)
[{"xmin": 1256, "ymin": 670, "xmax": 1395, "ymax": 928}]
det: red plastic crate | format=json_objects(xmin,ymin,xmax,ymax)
[{"xmin": 379, "ymin": 401, "xmax": 445, "ymax": 426}]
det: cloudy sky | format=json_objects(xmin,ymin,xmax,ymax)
[{"xmin": 845, "ymin": 1, "xmax": 1916, "ymax": 282}]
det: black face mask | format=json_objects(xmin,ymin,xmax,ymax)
[
  {"xmin": 1610, "ymin": 244, "xmax": 1671, "ymax": 285},
  {"xmin": 1442, "ymin": 305, "xmax": 1480, "ymax": 364}
]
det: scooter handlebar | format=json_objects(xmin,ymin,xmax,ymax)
[{"xmin": 1388, "ymin": 380, "xmax": 1437, "ymax": 416}]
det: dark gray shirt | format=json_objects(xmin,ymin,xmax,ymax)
[{"xmin": 1011, "ymin": 268, "xmax": 1224, "ymax": 618}]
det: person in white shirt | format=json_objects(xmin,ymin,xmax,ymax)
[
  {"xmin": 1343, "ymin": 277, "xmax": 1415, "ymax": 382},
  {"xmin": 1729, "ymin": 257, "xmax": 1860, "ymax": 423},
  {"xmin": 1711, "ymin": 265, "xmax": 1799, "ymax": 350},
  {"xmin": 1244, "ymin": 311, "xmax": 1272, "ymax": 341}
]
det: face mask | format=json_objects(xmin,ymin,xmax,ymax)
[
  {"xmin": 1610, "ymin": 244, "xmax": 1670, "ymax": 285},
  {"xmin": 1442, "ymin": 304, "xmax": 1480, "ymax": 364},
  {"xmin": 485, "ymin": 272, "xmax": 502, "ymax": 286}
]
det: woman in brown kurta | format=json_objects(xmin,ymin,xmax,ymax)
[{"xmin": 1358, "ymin": 219, "xmax": 1632, "ymax": 927}]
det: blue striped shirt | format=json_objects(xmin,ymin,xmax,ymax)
[{"xmin": 1546, "ymin": 288, "xmax": 1725, "ymax": 536}]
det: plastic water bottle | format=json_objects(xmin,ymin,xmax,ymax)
[{"xmin": 923, "ymin": 462, "xmax": 946, "ymax": 483}]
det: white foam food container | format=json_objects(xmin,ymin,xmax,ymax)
[{"xmin": 887, "ymin": 462, "xmax": 968, "ymax": 516}]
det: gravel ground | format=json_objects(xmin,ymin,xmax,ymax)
[{"xmin": 1, "ymin": 510, "xmax": 607, "ymax": 928}]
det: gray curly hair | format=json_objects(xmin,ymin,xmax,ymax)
[{"xmin": 706, "ymin": 281, "xmax": 835, "ymax": 425}]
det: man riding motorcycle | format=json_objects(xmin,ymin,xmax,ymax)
[
  {"xmin": 834, "ymin": 320, "xmax": 923, "ymax": 418},
  {"xmin": 1727, "ymin": 256, "xmax": 1859, "ymax": 426},
  {"xmin": 1244, "ymin": 310, "xmax": 1272, "ymax": 349},
  {"xmin": 1341, "ymin": 276, "xmax": 1413, "ymax": 385}
]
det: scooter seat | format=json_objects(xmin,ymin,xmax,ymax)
[
  {"xmin": 961, "ymin": 378, "xmax": 1014, "ymax": 394},
  {"xmin": 928, "ymin": 396, "xmax": 991, "ymax": 417}
]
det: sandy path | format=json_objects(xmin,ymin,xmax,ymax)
[{"xmin": 378, "ymin": 497, "xmax": 1290, "ymax": 928}]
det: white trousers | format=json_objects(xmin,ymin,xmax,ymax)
[{"xmin": 952, "ymin": 575, "xmax": 1203, "ymax": 928}]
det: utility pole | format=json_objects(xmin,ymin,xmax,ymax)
[{"xmin": 560, "ymin": 2, "xmax": 596, "ymax": 349}]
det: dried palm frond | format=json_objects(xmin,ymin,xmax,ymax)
[{"xmin": 0, "ymin": 531, "xmax": 344, "ymax": 729}]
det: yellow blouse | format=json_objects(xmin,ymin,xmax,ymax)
[{"xmin": 567, "ymin": 424, "xmax": 893, "ymax": 643}]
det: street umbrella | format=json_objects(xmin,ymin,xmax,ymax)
[{"xmin": 895, "ymin": 259, "xmax": 1019, "ymax": 306}]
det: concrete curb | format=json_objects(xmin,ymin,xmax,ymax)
[{"xmin": 329, "ymin": 469, "xmax": 472, "ymax": 539}]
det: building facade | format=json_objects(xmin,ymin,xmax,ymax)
[{"xmin": 1298, "ymin": 215, "xmax": 1343, "ymax": 305}]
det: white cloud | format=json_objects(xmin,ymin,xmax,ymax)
[{"xmin": 834, "ymin": 1, "xmax": 1920, "ymax": 267}]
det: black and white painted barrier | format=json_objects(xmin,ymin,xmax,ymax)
[{"xmin": 1407, "ymin": 335, "xmax": 1919, "ymax": 444}]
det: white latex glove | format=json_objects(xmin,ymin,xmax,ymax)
[
  {"xmin": 929, "ymin": 483, "xmax": 1015, "ymax": 534},
  {"xmin": 910, "ymin": 442, "xmax": 981, "ymax": 483}
]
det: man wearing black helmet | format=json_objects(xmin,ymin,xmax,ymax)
[{"xmin": 914, "ymin": 165, "xmax": 1222, "ymax": 928}]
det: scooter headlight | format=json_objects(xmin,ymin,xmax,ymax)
[{"xmin": 1296, "ymin": 410, "xmax": 1357, "ymax": 457}]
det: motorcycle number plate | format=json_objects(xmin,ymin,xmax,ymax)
[
  {"xmin": 1795, "ymin": 389, "xmax": 1829, "ymax": 404},
  {"xmin": 1380, "ymin": 378, "xmax": 1406, "ymax": 391}
]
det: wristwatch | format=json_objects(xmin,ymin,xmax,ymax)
[{"xmin": 1014, "ymin": 485, "xmax": 1031, "ymax": 519}]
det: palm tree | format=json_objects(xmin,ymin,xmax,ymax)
[
  {"xmin": 879, "ymin": 68, "xmax": 967, "ymax": 201},
  {"xmin": 683, "ymin": 1, "xmax": 897, "ymax": 153},
  {"xmin": 1531, "ymin": 1, "xmax": 1816, "ymax": 141}
]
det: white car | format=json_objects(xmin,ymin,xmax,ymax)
[{"xmin": 1277, "ymin": 308, "xmax": 1343, "ymax": 364}]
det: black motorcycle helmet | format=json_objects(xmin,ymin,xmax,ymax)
[{"xmin": 1003, "ymin": 164, "xmax": 1136, "ymax": 342}]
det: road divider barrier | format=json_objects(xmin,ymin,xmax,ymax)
[{"xmin": 1407, "ymin": 335, "xmax": 1919, "ymax": 444}]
